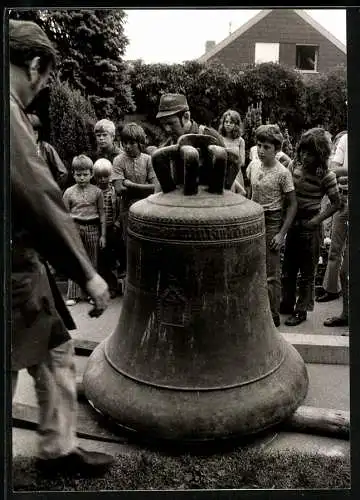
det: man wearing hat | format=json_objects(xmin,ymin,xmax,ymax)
[
  {"xmin": 154, "ymin": 93, "xmax": 245, "ymax": 194},
  {"xmin": 156, "ymin": 93, "xmax": 224, "ymax": 146}
]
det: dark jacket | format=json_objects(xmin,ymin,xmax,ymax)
[
  {"xmin": 38, "ymin": 141, "xmax": 68, "ymax": 190},
  {"xmin": 10, "ymin": 92, "xmax": 95, "ymax": 371}
]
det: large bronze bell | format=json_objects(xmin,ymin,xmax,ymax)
[{"xmin": 83, "ymin": 134, "xmax": 308, "ymax": 442}]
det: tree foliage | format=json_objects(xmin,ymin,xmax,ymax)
[
  {"xmin": 182, "ymin": 61, "xmax": 245, "ymax": 127},
  {"xmin": 128, "ymin": 60, "xmax": 347, "ymax": 148},
  {"xmin": 301, "ymin": 65, "xmax": 347, "ymax": 135},
  {"xmin": 128, "ymin": 61, "xmax": 188, "ymax": 121},
  {"xmin": 128, "ymin": 60, "xmax": 244, "ymax": 128},
  {"xmin": 8, "ymin": 8, "xmax": 135, "ymax": 120},
  {"xmin": 8, "ymin": 9, "xmax": 347, "ymax": 158},
  {"xmin": 48, "ymin": 79, "xmax": 98, "ymax": 175},
  {"xmin": 241, "ymin": 62, "xmax": 307, "ymax": 139}
]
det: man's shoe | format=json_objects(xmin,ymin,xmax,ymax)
[
  {"xmin": 272, "ymin": 314, "xmax": 281, "ymax": 327},
  {"xmin": 324, "ymin": 316, "xmax": 349, "ymax": 327},
  {"xmin": 36, "ymin": 447, "xmax": 115, "ymax": 476},
  {"xmin": 316, "ymin": 291, "xmax": 341, "ymax": 303},
  {"xmin": 285, "ymin": 312, "xmax": 307, "ymax": 326}
]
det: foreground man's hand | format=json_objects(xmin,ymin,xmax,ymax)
[{"xmin": 85, "ymin": 273, "xmax": 110, "ymax": 316}]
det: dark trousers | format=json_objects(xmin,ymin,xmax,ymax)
[
  {"xmin": 264, "ymin": 210, "xmax": 283, "ymax": 318},
  {"xmin": 281, "ymin": 218, "xmax": 321, "ymax": 313},
  {"xmin": 98, "ymin": 225, "xmax": 123, "ymax": 292}
]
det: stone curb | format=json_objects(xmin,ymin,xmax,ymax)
[
  {"xmin": 73, "ymin": 333, "xmax": 349, "ymax": 366},
  {"xmin": 281, "ymin": 333, "xmax": 349, "ymax": 365}
]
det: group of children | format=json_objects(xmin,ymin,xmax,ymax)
[
  {"xmin": 61, "ymin": 120, "xmax": 158, "ymax": 306},
  {"xmin": 246, "ymin": 124, "xmax": 342, "ymax": 328},
  {"xmin": 216, "ymin": 108, "xmax": 345, "ymax": 328},
  {"xmin": 29, "ymin": 105, "xmax": 346, "ymax": 329}
]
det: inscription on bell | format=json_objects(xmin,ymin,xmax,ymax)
[{"xmin": 158, "ymin": 287, "xmax": 189, "ymax": 327}]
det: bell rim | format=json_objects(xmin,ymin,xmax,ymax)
[
  {"xmin": 83, "ymin": 340, "xmax": 309, "ymax": 442},
  {"xmin": 103, "ymin": 336, "xmax": 287, "ymax": 392}
]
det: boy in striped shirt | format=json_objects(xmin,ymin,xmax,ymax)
[{"xmin": 281, "ymin": 128, "xmax": 341, "ymax": 326}]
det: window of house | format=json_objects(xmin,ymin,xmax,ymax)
[
  {"xmin": 255, "ymin": 43, "xmax": 280, "ymax": 64},
  {"xmin": 296, "ymin": 45, "xmax": 318, "ymax": 72}
]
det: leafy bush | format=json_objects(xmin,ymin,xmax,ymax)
[
  {"xmin": 241, "ymin": 62, "xmax": 308, "ymax": 141},
  {"xmin": 128, "ymin": 60, "xmax": 347, "ymax": 149},
  {"xmin": 301, "ymin": 64, "xmax": 347, "ymax": 135},
  {"xmin": 181, "ymin": 60, "xmax": 244, "ymax": 127},
  {"xmin": 128, "ymin": 60, "xmax": 243, "ymax": 128},
  {"xmin": 48, "ymin": 79, "xmax": 98, "ymax": 174}
]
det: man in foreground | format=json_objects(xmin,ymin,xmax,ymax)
[{"xmin": 10, "ymin": 19, "xmax": 114, "ymax": 475}]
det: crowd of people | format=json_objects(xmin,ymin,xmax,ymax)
[
  {"xmin": 25, "ymin": 80, "xmax": 351, "ymax": 332},
  {"xmin": 152, "ymin": 96, "xmax": 348, "ymax": 329},
  {"xmin": 10, "ymin": 19, "xmax": 349, "ymax": 479}
]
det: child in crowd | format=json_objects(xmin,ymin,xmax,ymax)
[
  {"xmin": 63, "ymin": 155, "xmax": 106, "ymax": 305},
  {"xmin": 112, "ymin": 123, "xmax": 158, "ymax": 258},
  {"xmin": 249, "ymin": 128, "xmax": 292, "ymax": 168},
  {"xmin": 218, "ymin": 109, "xmax": 246, "ymax": 193},
  {"xmin": 27, "ymin": 113, "xmax": 68, "ymax": 190},
  {"xmin": 246, "ymin": 124, "xmax": 297, "ymax": 327},
  {"xmin": 281, "ymin": 128, "xmax": 341, "ymax": 326},
  {"xmin": 94, "ymin": 119, "xmax": 122, "ymax": 163},
  {"xmin": 93, "ymin": 158, "xmax": 122, "ymax": 298}
]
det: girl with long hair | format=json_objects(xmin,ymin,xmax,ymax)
[
  {"xmin": 281, "ymin": 128, "xmax": 341, "ymax": 326},
  {"xmin": 218, "ymin": 109, "xmax": 246, "ymax": 194}
]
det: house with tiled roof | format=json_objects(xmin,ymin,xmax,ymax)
[{"xmin": 198, "ymin": 9, "xmax": 346, "ymax": 74}]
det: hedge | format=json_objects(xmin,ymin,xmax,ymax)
[
  {"xmin": 30, "ymin": 60, "xmax": 346, "ymax": 170},
  {"xmin": 128, "ymin": 60, "xmax": 347, "ymax": 149},
  {"xmin": 48, "ymin": 79, "xmax": 98, "ymax": 171}
]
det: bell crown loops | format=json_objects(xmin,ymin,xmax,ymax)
[{"xmin": 152, "ymin": 134, "xmax": 238, "ymax": 195}]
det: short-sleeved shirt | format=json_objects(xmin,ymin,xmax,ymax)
[
  {"xmin": 112, "ymin": 152, "xmax": 157, "ymax": 184},
  {"xmin": 289, "ymin": 160, "xmax": 339, "ymax": 214},
  {"xmin": 332, "ymin": 133, "xmax": 348, "ymax": 170},
  {"xmin": 63, "ymin": 184, "xmax": 103, "ymax": 221},
  {"xmin": 246, "ymin": 159, "xmax": 294, "ymax": 211}
]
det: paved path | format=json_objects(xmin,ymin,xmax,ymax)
[
  {"xmin": 65, "ymin": 293, "xmax": 349, "ymax": 344},
  {"xmin": 13, "ymin": 293, "xmax": 350, "ymax": 412}
]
